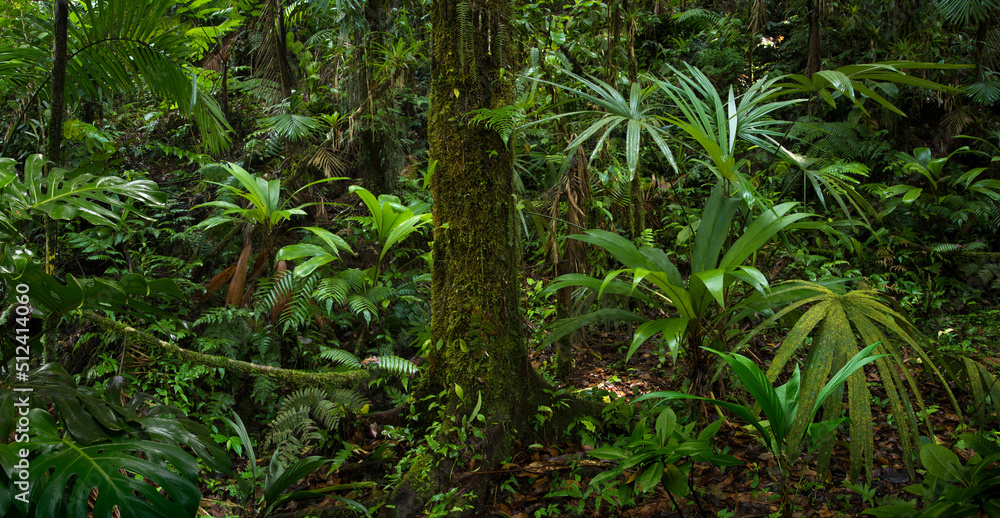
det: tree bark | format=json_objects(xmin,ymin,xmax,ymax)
[
  {"xmin": 806, "ymin": 0, "xmax": 822, "ymax": 76},
  {"xmin": 423, "ymin": 0, "xmax": 531, "ymax": 450},
  {"xmin": 46, "ymin": 0, "xmax": 68, "ymax": 165},
  {"xmin": 384, "ymin": 0, "xmax": 550, "ymax": 514},
  {"xmin": 273, "ymin": 0, "xmax": 294, "ymax": 99},
  {"xmin": 43, "ymin": 0, "xmax": 69, "ymax": 362}
]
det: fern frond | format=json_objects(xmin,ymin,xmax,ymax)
[
  {"xmin": 347, "ymin": 294, "xmax": 378, "ymax": 323},
  {"xmin": 326, "ymin": 387, "xmax": 368, "ymax": 411},
  {"xmin": 315, "ymin": 276, "xmax": 351, "ymax": 306},
  {"xmin": 322, "ymin": 348, "xmax": 362, "ymax": 368},
  {"xmin": 469, "ymin": 105, "xmax": 525, "ymax": 145},
  {"xmin": 369, "ymin": 355, "xmax": 418, "ymax": 379}
]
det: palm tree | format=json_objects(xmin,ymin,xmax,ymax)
[
  {"xmin": 935, "ymin": 0, "xmax": 1000, "ymax": 81},
  {"xmin": 528, "ymin": 69, "xmax": 677, "ymax": 237},
  {"xmin": 0, "ymin": 0, "xmax": 232, "ymax": 157}
]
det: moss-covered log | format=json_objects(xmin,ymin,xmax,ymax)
[{"xmin": 84, "ymin": 312, "xmax": 367, "ymax": 388}]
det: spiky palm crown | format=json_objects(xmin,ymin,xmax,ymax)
[{"xmin": 740, "ymin": 281, "xmax": 957, "ymax": 481}]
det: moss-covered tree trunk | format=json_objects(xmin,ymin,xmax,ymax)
[
  {"xmin": 386, "ymin": 0, "xmax": 545, "ymax": 514},
  {"xmin": 424, "ymin": 0, "xmax": 532, "ymax": 453},
  {"xmin": 46, "ymin": 0, "xmax": 68, "ymax": 165}
]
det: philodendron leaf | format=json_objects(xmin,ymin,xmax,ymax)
[
  {"xmin": 28, "ymin": 409, "xmax": 203, "ymax": 518},
  {"xmin": 1, "ymin": 155, "xmax": 166, "ymax": 226}
]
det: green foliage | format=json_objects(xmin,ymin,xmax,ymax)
[
  {"xmin": 654, "ymin": 64, "xmax": 802, "ymax": 186},
  {"xmin": 276, "ymin": 227, "xmax": 354, "ymax": 278},
  {"xmin": 864, "ymin": 433, "xmax": 1000, "ymax": 517},
  {"xmin": 322, "ymin": 347, "xmax": 418, "ymax": 389},
  {"xmin": 468, "ymin": 104, "xmax": 526, "ymax": 146},
  {"xmin": 0, "ymin": 154, "xmax": 166, "ymax": 238},
  {"xmin": 0, "ymin": 0, "xmax": 232, "ymax": 153},
  {"xmin": 542, "ymin": 182, "xmax": 811, "ymax": 378},
  {"xmin": 737, "ymin": 281, "xmax": 958, "ymax": 481},
  {"xmin": 222, "ymin": 412, "xmax": 370, "ymax": 518},
  {"xmin": 587, "ymin": 407, "xmax": 739, "ymax": 503},
  {"xmin": 528, "ymin": 69, "xmax": 676, "ymax": 178},
  {"xmin": 2, "ymin": 256, "xmax": 185, "ymax": 323},
  {"xmin": 0, "ymin": 364, "xmax": 230, "ymax": 518},
  {"xmin": 347, "ymin": 185, "xmax": 432, "ymax": 282},
  {"xmin": 774, "ymin": 62, "xmax": 965, "ymax": 117},
  {"xmin": 193, "ymin": 163, "xmax": 344, "ymax": 247},
  {"xmin": 194, "ymin": 307, "xmax": 283, "ymax": 406},
  {"xmin": 263, "ymin": 386, "xmax": 366, "ymax": 465},
  {"xmin": 637, "ymin": 344, "xmax": 885, "ymax": 486}
]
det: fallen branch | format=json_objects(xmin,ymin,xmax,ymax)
[{"xmin": 85, "ymin": 312, "xmax": 368, "ymax": 388}]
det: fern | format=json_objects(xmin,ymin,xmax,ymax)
[
  {"xmin": 468, "ymin": 105, "xmax": 525, "ymax": 145},
  {"xmin": 456, "ymin": 1, "xmax": 475, "ymax": 78},
  {"xmin": 263, "ymin": 386, "xmax": 368, "ymax": 465},
  {"xmin": 322, "ymin": 347, "xmax": 417, "ymax": 386},
  {"xmin": 674, "ymin": 8, "xmax": 721, "ymax": 29}
]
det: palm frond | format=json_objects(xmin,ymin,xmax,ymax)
[{"xmin": 740, "ymin": 281, "xmax": 958, "ymax": 481}]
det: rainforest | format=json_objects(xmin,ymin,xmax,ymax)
[{"xmin": 2, "ymin": 0, "xmax": 1000, "ymax": 516}]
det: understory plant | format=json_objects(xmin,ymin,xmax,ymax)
[
  {"xmin": 735, "ymin": 280, "xmax": 960, "ymax": 480},
  {"xmin": 864, "ymin": 433, "xmax": 1000, "ymax": 517},
  {"xmin": 542, "ymin": 181, "xmax": 811, "ymax": 392},
  {"xmin": 0, "ymin": 364, "xmax": 230, "ymax": 518},
  {"xmin": 587, "ymin": 407, "xmax": 741, "ymax": 509},
  {"xmin": 636, "ymin": 343, "xmax": 885, "ymax": 509},
  {"xmin": 223, "ymin": 412, "xmax": 371, "ymax": 518}
]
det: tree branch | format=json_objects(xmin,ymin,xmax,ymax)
[{"xmin": 84, "ymin": 312, "xmax": 368, "ymax": 388}]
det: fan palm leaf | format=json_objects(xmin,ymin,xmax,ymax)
[
  {"xmin": 653, "ymin": 64, "xmax": 802, "ymax": 187},
  {"xmin": 525, "ymin": 69, "xmax": 677, "ymax": 178},
  {"xmin": 0, "ymin": 0, "xmax": 232, "ymax": 153}
]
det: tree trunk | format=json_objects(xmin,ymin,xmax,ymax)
[
  {"xmin": 423, "ymin": 0, "xmax": 530, "ymax": 458},
  {"xmin": 46, "ymin": 0, "xmax": 68, "ymax": 165},
  {"xmin": 806, "ymin": 0, "xmax": 821, "ymax": 76},
  {"xmin": 43, "ymin": 0, "xmax": 69, "ymax": 363},
  {"xmin": 385, "ymin": 0, "xmax": 549, "ymax": 513},
  {"xmin": 974, "ymin": 21, "xmax": 987, "ymax": 82},
  {"xmin": 554, "ymin": 147, "xmax": 590, "ymax": 378},
  {"xmin": 358, "ymin": 0, "xmax": 400, "ymax": 195},
  {"xmin": 273, "ymin": 0, "xmax": 294, "ymax": 99}
]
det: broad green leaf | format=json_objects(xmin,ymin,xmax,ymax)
[
  {"xmin": 920, "ymin": 444, "xmax": 965, "ymax": 484},
  {"xmin": 662, "ymin": 464, "xmax": 688, "ymax": 496},
  {"xmin": 28, "ymin": 410, "xmax": 202, "ymax": 518},
  {"xmin": 627, "ymin": 318, "xmax": 687, "ymax": 364},
  {"xmin": 655, "ymin": 408, "xmax": 677, "ymax": 445},
  {"xmin": 636, "ymin": 462, "xmax": 663, "ymax": 493},
  {"xmin": 543, "ymin": 309, "xmax": 648, "ymax": 347},
  {"xmin": 588, "ymin": 446, "xmax": 631, "ymax": 460},
  {"xmin": 1, "ymin": 155, "xmax": 165, "ymax": 227},
  {"xmin": 901, "ymin": 187, "xmax": 923, "ymax": 204}
]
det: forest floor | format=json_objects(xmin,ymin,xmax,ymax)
[
  {"xmin": 486, "ymin": 338, "xmax": 962, "ymax": 518},
  {"xmin": 193, "ymin": 309, "xmax": 997, "ymax": 518}
]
